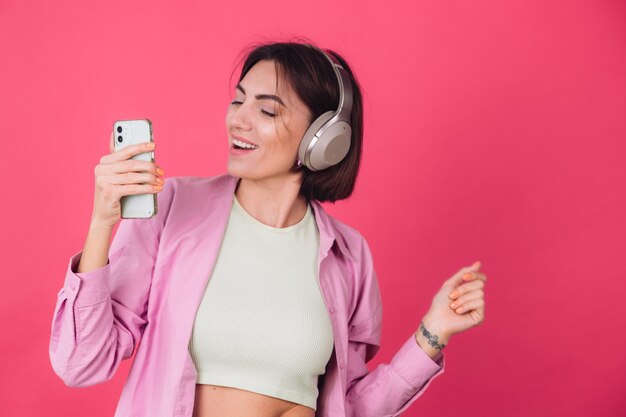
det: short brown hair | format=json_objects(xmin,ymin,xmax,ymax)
[{"xmin": 232, "ymin": 40, "xmax": 364, "ymax": 203}]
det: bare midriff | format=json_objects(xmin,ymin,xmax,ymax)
[{"xmin": 192, "ymin": 384, "xmax": 316, "ymax": 417}]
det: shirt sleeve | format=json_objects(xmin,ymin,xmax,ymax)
[
  {"xmin": 49, "ymin": 215, "xmax": 159, "ymax": 387},
  {"xmin": 344, "ymin": 237, "xmax": 446, "ymax": 417}
]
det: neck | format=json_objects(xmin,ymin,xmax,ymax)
[{"xmin": 234, "ymin": 172, "xmax": 308, "ymax": 228}]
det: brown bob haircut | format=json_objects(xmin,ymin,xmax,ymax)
[{"xmin": 232, "ymin": 40, "xmax": 364, "ymax": 203}]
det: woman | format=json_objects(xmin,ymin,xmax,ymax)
[{"xmin": 49, "ymin": 41, "xmax": 487, "ymax": 417}]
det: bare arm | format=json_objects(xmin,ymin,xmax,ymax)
[{"xmin": 77, "ymin": 220, "xmax": 115, "ymax": 273}]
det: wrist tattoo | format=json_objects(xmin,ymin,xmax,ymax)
[{"xmin": 420, "ymin": 321, "xmax": 446, "ymax": 350}]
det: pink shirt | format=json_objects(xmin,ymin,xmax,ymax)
[{"xmin": 49, "ymin": 174, "xmax": 445, "ymax": 417}]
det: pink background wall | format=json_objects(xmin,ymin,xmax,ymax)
[{"xmin": 1, "ymin": 0, "xmax": 624, "ymax": 415}]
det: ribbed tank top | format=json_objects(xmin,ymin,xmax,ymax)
[{"xmin": 188, "ymin": 195, "xmax": 334, "ymax": 410}]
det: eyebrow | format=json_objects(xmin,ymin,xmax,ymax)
[{"xmin": 236, "ymin": 83, "xmax": 286, "ymax": 107}]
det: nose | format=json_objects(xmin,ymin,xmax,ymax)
[{"xmin": 227, "ymin": 101, "xmax": 252, "ymax": 131}]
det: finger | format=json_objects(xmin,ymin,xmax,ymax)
[
  {"xmin": 462, "ymin": 271, "xmax": 487, "ymax": 282},
  {"xmin": 451, "ymin": 297, "xmax": 484, "ymax": 315},
  {"xmin": 104, "ymin": 172, "xmax": 161, "ymax": 186},
  {"xmin": 474, "ymin": 304, "xmax": 485, "ymax": 323},
  {"xmin": 444, "ymin": 261, "xmax": 483, "ymax": 289},
  {"xmin": 97, "ymin": 159, "xmax": 156, "ymax": 176},
  {"xmin": 102, "ymin": 141, "xmax": 155, "ymax": 164},
  {"xmin": 94, "ymin": 160, "xmax": 160, "ymax": 181},
  {"xmin": 113, "ymin": 141, "xmax": 154, "ymax": 160},
  {"xmin": 449, "ymin": 289, "xmax": 484, "ymax": 310},
  {"xmin": 448, "ymin": 279, "xmax": 484, "ymax": 299},
  {"xmin": 116, "ymin": 183, "xmax": 163, "ymax": 196},
  {"xmin": 466, "ymin": 303, "xmax": 485, "ymax": 325},
  {"xmin": 109, "ymin": 159, "xmax": 160, "ymax": 174}
]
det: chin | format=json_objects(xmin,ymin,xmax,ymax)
[
  {"xmin": 226, "ymin": 165, "xmax": 247, "ymax": 179},
  {"xmin": 227, "ymin": 162, "xmax": 300, "ymax": 183},
  {"xmin": 226, "ymin": 161, "xmax": 260, "ymax": 180}
]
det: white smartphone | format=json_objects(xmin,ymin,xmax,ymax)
[{"xmin": 113, "ymin": 119, "xmax": 157, "ymax": 219}]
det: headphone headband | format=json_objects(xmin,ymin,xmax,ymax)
[{"xmin": 312, "ymin": 47, "xmax": 354, "ymax": 115}]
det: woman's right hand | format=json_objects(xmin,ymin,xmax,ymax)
[{"xmin": 90, "ymin": 131, "xmax": 165, "ymax": 228}]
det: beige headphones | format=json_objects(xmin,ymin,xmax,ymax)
[{"xmin": 297, "ymin": 45, "xmax": 353, "ymax": 171}]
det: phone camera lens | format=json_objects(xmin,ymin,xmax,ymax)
[
  {"xmin": 116, "ymin": 126, "xmax": 122, "ymax": 133},
  {"xmin": 117, "ymin": 136, "xmax": 123, "ymax": 143}
]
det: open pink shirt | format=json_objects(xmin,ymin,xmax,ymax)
[{"xmin": 49, "ymin": 174, "xmax": 445, "ymax": 417}]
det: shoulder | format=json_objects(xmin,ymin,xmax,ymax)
[
  {"xmin": 159, "ymin": 174, "xmax": 236, "ymax": 196},
  {"xmin": 312, "ymin": 202, "xmax": 373, "ymax": 266},
  {"xmin": 150, "ymin": 173, "xmax": 238, "ymax": 231}
]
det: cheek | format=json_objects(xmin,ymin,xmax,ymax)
[
  {"xmin": 261, "ymin": 124, "xmax": 301, "ymax": 156},
  {"xmin": 257, "ymin": 122, "xmax": 280, "ymax": 143}
]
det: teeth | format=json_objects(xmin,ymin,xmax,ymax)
[{"xmin": 233, "ymin": 139, "xmax": 258, "ymax": 149}]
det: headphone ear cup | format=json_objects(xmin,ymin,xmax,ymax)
[
  {"xmin": 309, "ymin": 121, "xmax": 351, "ymax": 170},
  {"xmin": 298, "ymin": 111, "xmax": 335, "ymax": 168}
]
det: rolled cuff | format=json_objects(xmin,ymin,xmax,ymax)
[
  {"xmin": 63, "ymin": 250, "xmax": 111, "ymax": 307},
  {"xmin": 390, "ymin": 333, "xmax": 445, "ymax": 389}
]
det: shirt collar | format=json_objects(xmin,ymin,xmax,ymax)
[{"xmin": 309, "ymin": 200, "xmax": 355, "ymax": 262}]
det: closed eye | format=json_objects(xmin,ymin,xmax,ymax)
[{"xmin": 230, "ymin": 100, "xmax": 276, "ymax": 118}]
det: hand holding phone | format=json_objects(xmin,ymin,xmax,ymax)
[{"xmin": 90, "ymin": 119, "xmax": 163, "ymax": 227}]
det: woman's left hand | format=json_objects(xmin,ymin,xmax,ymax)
[{"xmin": 420, "ymin": 261, "xmax": 487, "ymax": 344}]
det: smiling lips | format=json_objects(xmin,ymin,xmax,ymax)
[
  {"xmin": 229, "ymin": 135, "xmax": 259, "ymax": 156},
  {"xmin": 232, "ymin": 138, "xmax": 259, "ymax": 149}
]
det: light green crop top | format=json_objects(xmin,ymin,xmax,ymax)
[{"xmin": 188, "ymin": 195, "xmax": 334, "ymax": 410}]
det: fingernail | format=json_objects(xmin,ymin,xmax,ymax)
[
  {"xmin": 463, "ymin": 273, "xmax": 472, "ymax": 279},
  {"xmin": 146, "ymin": 142, "xmax": 155, "ymax": 148},
  {"xmin": 157, "ymin": 168, "xmax": 164, "ymax": 176},
  {"xmin": 449, "ymin": 290, "xmax": 459, "ymax": 298},
  {"xmin": 472, "ymin": 261, "xmax": 481, "ymax": 267}
]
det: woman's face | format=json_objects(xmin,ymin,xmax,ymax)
[{"xmin": 225, "ymin": 59, "xmax": 312, "ymax": 181}]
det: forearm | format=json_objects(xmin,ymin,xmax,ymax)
[
  {"xmin": 415, "ymin": 320, "xmax": 449, "ymax": 360},
  {"xmin": 345, "ymin": 333, "xmax": 446, "ymax": 417},
  {"xmin": 77, "ymin": 221, "xmax": 115, "ymax": 273}
]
